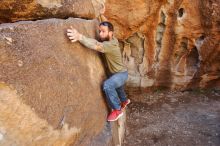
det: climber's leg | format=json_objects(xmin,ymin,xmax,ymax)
[
  {"xmin": 116, "ymin": 85, "xmax": 127, "ymax": 102},
  {"xmin": 103, "ymin": 71, "xmax": 128, "ymax": 110},
  {"xmin": 103, "ymin": 71, "xmax": 128, "ymax": 121}
]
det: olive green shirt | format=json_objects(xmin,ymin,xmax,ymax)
[{"xmin": 79, "ymin": 36, "xmax": 127, "ymax": 74}]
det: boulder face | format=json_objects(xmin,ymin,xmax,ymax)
[
  {"xmin": 105, "ymin": 0, "xmax": 220, "ymax": 90},
  {"xmin": 0, "ymin": 18, "xmax": 118, "ymax": 146},
  {"xmin": 0, "ymin": 0, "xmax": 104, "ymax": 23}
]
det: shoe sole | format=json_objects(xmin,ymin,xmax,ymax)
[
  {"xmin": 121, "ymin": 99, "xmax": 131, "ymax": 110},
  {"xmin": 107, "ymin": 112, "xmax": 124, "ymax": 122}
]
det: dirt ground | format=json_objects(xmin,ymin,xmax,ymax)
[{"xmin": 123, "ymin": 89, "xmax": 220, "ymax": 146}]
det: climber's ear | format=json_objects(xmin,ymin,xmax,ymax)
[{"xmin": 108, "ymin": 31, "xmax": 113, "ymax": 37}]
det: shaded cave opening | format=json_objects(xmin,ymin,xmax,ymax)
[
  {"xmin": 186, "ymin": 47, "xmax": 200, "ymax": 76},
  {"xmin": 178, "ymin": 8, "xmax": 185, "ymax": 18}
]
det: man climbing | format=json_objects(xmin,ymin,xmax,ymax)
[{"xmin": 66, "ymin": 4, "xmax": 130, "ymax": 122}]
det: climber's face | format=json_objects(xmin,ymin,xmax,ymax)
[{"xmin": 99, "ymin": 25, "xmax": 113, "ymax": 42}]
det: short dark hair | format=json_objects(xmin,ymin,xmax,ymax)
[{"xmin": 99, "ymin": 21, "xmax": 114, "ymax": 32}]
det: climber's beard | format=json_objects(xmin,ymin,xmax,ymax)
[{"xmin": 99, "ymin": 35, "xmax": 110, "ymax": 42}]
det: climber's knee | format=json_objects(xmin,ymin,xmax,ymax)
[{"xmin": 103, "ymin": 80, "xmax": 112, "ymax": 91}]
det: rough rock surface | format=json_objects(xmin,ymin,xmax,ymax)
[
  {"xmin": 0, "ymin": 18, "xmax": 120, "ymax": 146},
  {"xmin": 0, "ymin": 0, "xmax": 104, "ymax": 23},
  {"xmin": 105, "ymin": 0, "xmax": 220, "ymax": 90}
]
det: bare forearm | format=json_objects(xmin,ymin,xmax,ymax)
[
  {"xmin": 98, "ymin": 3, "xmax": 107, "ymax": 22},
  {"xmin": 98, "ymin": 14, "xmax": 108, "ymax": 22}
]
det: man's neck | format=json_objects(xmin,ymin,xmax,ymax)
[{"xmin": 109, "ymin": 35, "xmax": 113, "ymax": 41}]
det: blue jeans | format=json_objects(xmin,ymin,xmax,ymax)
[{"xmin": 103, "ymin": 71, "xmax": 128, "ymax": 110}]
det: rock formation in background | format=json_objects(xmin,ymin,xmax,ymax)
[{"xmin": 105, "ymin": 0, "xmax": 220, "ymax": 90}]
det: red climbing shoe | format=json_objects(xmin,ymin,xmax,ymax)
[
  {"xmin": 121, "ymin": 99, "xmax": 131, "ymax": 110},
  {"xmin": 107, "ymin": 109, "xmax": 123, "ymax": 122}
]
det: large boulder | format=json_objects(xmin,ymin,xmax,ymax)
[
  {"xmin": 105, "ymin": 0, "xmax": 220, "ymax": 90},
  {"xmin": 0, "ymin": 0, "xmax": 104, "ymax": 23},
  {"xmin": 0, "ymin": 18, "xmax": 124, "ymax": 146}
]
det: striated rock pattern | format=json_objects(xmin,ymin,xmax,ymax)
[
  {"xmin": 0, "ymin": 0, "xmax": 105, "ymax": 23},
  {"xmin": 0, "ymin": 83, "xmax": 78, "ymax": 146},
  {"xmin": 105, "ymin": 0, "xmax": 220, "ymax": 90},
  {"xmin": 0, "ymin": 18, "xmax": 123, "ymax": 146}
]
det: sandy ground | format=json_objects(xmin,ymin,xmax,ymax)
[{"xmin": 123, "ymin": 89, "xmax": 220, "ymax": 146}]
